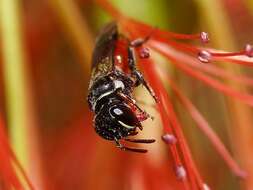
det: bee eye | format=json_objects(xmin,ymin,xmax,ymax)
[
  {"xmin": 112, "ymin": 108, "xmax": 123, "ymax": 116},
  {"xmin": 110, "ymin": 105, "xmax": 139, "ymax": 128}
]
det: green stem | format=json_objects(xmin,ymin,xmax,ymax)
[
  {"xmin": 1, "ymin": 0, "xmax": 29, "ymax": 168},
  {"xmin": 0, "ymin": 0, "xmax": 44, "ymax": 189}
]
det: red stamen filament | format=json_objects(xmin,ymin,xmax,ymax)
[
  {"xmin": 211, "ymin": 50, "xmax": 246, "ymax": 57},
  {"xmin": 210, "ymin": 44, "xmax": 253, "ymax": 58},
  {"xmin": 167, "ymin": 78, "xmax": 247, "ymax": 178},
  {"xmin": 149, "ymin": 41, "xmax": 253, "ymax": 107},
  {"xmin": 94, "ymin": 0, "xmax": 251, "ymax": 188},
  {"xmin": 139, "ymin": 57, "xmax": 205, "ymax": 189},
  {"xmin": 178, "ymin": 53, "xmax": 253, "ymax": 87},
  {"xmin": 156, "ymin": 30, "xmax": 204, "ymax": 41},
  {"xmin": 0, "ymin": 117, "xmax": 35, "ymax": 190},
  {"xmin": 124, "ymin": 20, "xmax": 253, "ymax": 65},
  {"xmin": 122, "ymin": 17, "xmax": 209, "ymax": 44},
  {"xmin": 122, "ymin": 21, "xmax": 201, "ymax": 55}
]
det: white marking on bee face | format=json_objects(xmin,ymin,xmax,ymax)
[
  {"xmin": 92, "ymin": 90, "xmax": 114, "ymax": 111},
  {"xmin": 115, "ymin": 55, "xmax": 122, "ymax": 64},
  {"xmin": 113, "ymin": 108, "xmax": 123, "ymax": 115},
  {"xmin": 118, "ymin": 120, "xmax": 135, "ymax": 129},
  {"xmin": 113, "ymin": 80, "xmax": 124, "ymax": 90},
  {"xmin": 92, "ymin": 80, "xmax": 124, "ymax": 111}
]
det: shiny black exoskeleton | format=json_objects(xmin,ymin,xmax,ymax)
[{"xmin": 87, "ymin": 22, "xmax": 157, "ymax": 153}]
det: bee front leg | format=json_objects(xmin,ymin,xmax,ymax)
[
  {"xmin": 133, "ymin": 70, "xmax": 158, "ymax": 103},
  {"xmin": 129, "ymin": 27, "xmax": 156, "ymax": 47},
  {"xmin": 128, "ymin": 47, "xmax": 158, "ymax": 102},
  {"xmin": 117, "ymin": 92, "xmax": 150, "ymax": 123}
]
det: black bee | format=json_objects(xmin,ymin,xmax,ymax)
[{"xmin": 87, "ymin": 22, "xmax": 157, "ymax": 153}]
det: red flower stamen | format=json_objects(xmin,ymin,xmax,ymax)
[
  {"xmin": 203, "ymin": 184, "xmax": 210, "ymax": 190},
  {"xmin": 0, "ymin": 116, "xmax": 35, "ymax": 190},
  {"xmin": 166, "ymin": 78, "xmax": 246, "ymax": 178},
  {"xmin": 245, "ymin": 44, "xmax": 253, "ymax": 57},
  {"xmin": 176, "ymin": 165, "xmax": 187, "ymax": 181},
  {"xmin": 200, "ymin": 32, "xmax": 209, "ymax": 44},
  {"xmin": 220, "ymin": 55, "xmax": 253, "ymax": 67},
  {"xmin": 138, "ymin": 57, "xmax": 205, "ymax": 189},
  {"xmin": 198, "ymin": 50, "xmax": 211, "ymax": 63},
  {"xmin": 95, "ymin": 0, "xmax": 252, "ymax": 189},
  {"xmin": 96, "ymin": 0, "xmax": 253, "ymax": 66},
  {"xmin": 120, "ymin": 16, "xmax": 209, "ymax": 44},
  {"xmin": 154, "ymin": 29, "xmax": 208, "ymax": 43},
  {"xmin": 207, "ymin": 44, "xmax": 253, "ymax": 59},
  {"xmin": 162, "ymin": 133, "xmax": 177, "ymax": 145},
  {"xmin": 174, "ymin": 53, "xmax": 253, "ymax": 87},
  {"xmin": 139, "ymin": 47, "xmax": 150, "ymax": 59},
  {"xmin": 149, "ymin": 41, "xmax": 253, "ymax": 106}
]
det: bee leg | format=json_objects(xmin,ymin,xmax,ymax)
[
  {"xmin": 124, "ymin": 139, "xmax": 155, "ymax": 144},
  {"xmin": 133, "ymin": 70, "xmax": 158, "ymax": 103},
  {"xmin": 130, "ymin": 36, "xmax": 150, "ymax": 47},
  {"xmin": 114, "ymin": 138, "xmax": 148, "ymax": 153},
  {"xmin": 129, "ymin": 27, "xmax": 156, "ymax": 47},
  {"xmin": 127, "ymin": 47, "xmax": 158, "ymax": 103},
  {"xmin": 118, "ymin": 92, "xmax": 150, "ymax": 122},
  {"xmin": 119, "ymin": 31, "xmax": 151, "ymax": 48},
  {"xmin": 128, "ymin": 47, "xmax": 137, "ymax": 71}
]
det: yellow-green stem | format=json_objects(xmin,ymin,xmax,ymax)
[
  {"xmin": 0, "ymin": 0, "xmax": 29, "ymax": 168},
  {"xmin": 0, "ymin": 0, "xmax": 45, "ymax": 189}
]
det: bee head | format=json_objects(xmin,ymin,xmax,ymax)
[{"xmin": 94, "ymin": 98, "xmax": 141, "ymax": 141}]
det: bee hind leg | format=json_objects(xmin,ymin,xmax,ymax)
[
  {"xmin": 114, "ymin": 138, "xmax": 148, "ymax": 153},
  {"xmin": 124, "ymin": 138, "xmax": 155, "ymax": 144}
]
